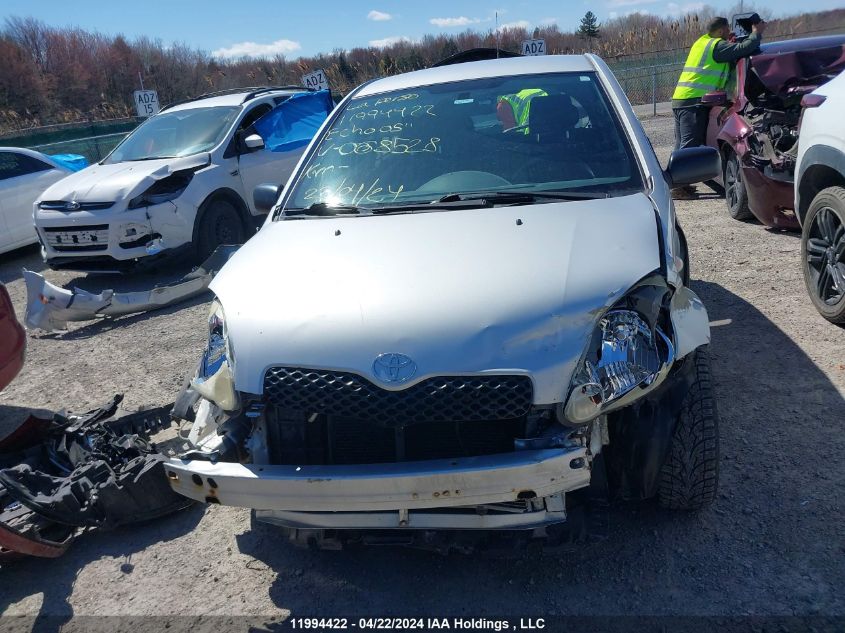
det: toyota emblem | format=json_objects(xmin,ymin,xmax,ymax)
[
  {"xmin": 65, "ymin": 200, "xmax": 81, "ymax": 211},
  {"xmin": 372, "ymin": 353, "xmax": 417, "ymax": 383}
]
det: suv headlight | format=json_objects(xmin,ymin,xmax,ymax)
[
  {"xmin": 127, "ymin": 169, "xmax": 194, "ymax": 209},
  {"xmin": 191, "ymin": 300, "xmax": 239, "ymax": 411},
  {"xmin": 563, "ymin": 309, "xmax": 674, "ymax": 426}
]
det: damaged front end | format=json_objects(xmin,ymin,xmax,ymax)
[
  {"xmin": 721, "ymin": 37, "xmax": 845, "ymax": 228},
  {"xmin": 166, "ymin": 272, "xmax": 710, "ymax": 548}
]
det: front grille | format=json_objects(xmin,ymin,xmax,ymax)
[
  {"xmin": 263, "ymin": 368, "xmax": 534, "ymax": 465},
  {"xmin": 263, "ymin": 368, "xmax": 533, "ymax": 426},
  {"xmin": 42, "ymin": 225, "xmax": 109, "ymax": 251},
  {"xmin": 39, "ymin": 201, "xmax": 115, "ymax": 211}
]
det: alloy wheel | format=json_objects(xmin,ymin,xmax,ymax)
[{"xmin": 806, "ymin": 206, "xmax": 845, "ymax": 306}]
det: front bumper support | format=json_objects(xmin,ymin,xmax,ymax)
[{"xmin": 166, "ymin": 447, "xmax": 591, "ymax": 514}]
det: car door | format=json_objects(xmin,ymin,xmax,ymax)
[
  {"xmin": 237, "ymin": 94, "xmax": 332, "ymax": 214},
  {"xmin": 233, "ymin": 102, "xmax": 295, "ymax": 215},
  {"xmin": 0, "ymin": 151, "xmax": 59, "ymax": 248}
]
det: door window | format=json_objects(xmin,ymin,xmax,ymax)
[{"xmin": 0, "ymin": 152, "xmax": 53, "ymax": 181}]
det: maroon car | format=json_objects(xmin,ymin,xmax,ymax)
[
  {"xmin": 705, "ymin": 35, "xmax": 845, "ymax": 229},
  {"xmin": 0, "ymin": 283, "xmax": 25, "ymax": 392}
]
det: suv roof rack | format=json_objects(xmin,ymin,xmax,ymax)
[{"xmin": 161, "ymin": 85, "xmax": 311, "ymax": 112}]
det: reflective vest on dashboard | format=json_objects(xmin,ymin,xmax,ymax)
[
  {"xmin": 672, "ymin": 35, "xmax": 731, "ymax": 100},
  {"xmin": 498, "ymin": 89, "xmax": 548, "ymax": 131}
]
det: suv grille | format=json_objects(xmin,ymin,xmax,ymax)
[{"xmin": 263, "ymin": 367, "xmax": 533, "ymax": 426}]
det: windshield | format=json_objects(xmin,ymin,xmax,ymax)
[
  {"xmin": 105, "ymin": 106, "xmax": 240, "ymax": 163},
  {"xmin": 281, "ymin": 71, "xmax": 642, "ymax": 214}
]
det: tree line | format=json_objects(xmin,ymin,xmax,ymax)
[{"xmin": 1, "ymin": 7, "xmax": 843, "ymax": 134}]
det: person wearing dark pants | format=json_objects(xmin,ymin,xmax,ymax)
[{"xmin": 671, "ymin": 16, "xmax": 766, "ymax": 199}]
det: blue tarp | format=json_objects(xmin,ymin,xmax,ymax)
[
  {"xmin": 49, "ymin": 153, "xmax": 89, "ymax": 172},
  {"xmin": 254, "ymin": 90, "xmax": 333, "ymax": 153}
]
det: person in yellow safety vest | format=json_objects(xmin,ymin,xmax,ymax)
[
  {"xmin": 497, "ymin": 89, "xmax": 548, "ymax": 133},
  {"xmin": 671, "ymin": 16, "xmax": 767, "ymax": 199}
]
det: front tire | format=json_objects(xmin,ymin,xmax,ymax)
[
  {"xmin": 801, "ymin": 186, "xmax": 845, "ymax": 324},
  {"xmin": 196, "ymin": 198, "xmax": 246, "ymax": 262},
  {"xmin": 724, "ymin": 151, "xmax": 752, "ymax": 221},
  {"xmin": 658, "ymin": 347, "xmax": 719, "ymax": 510}
]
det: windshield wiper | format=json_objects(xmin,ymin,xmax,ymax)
[
  {"xmin": 437, "ymin": 190, "xmax": 609, "ymax": 204},
  {"xmin": 284, "ymin": 202, "xmax": 363, "ymax": 217}
]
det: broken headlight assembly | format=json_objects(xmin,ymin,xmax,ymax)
[
  {"xmin": 127, "ymin": 169, "xmax": 195, "ymax": 209},
  {"xmin": 191, "ymin": 299, "xmax": 239, "ymax": 411},
  {"xmin": 563, "ymin": 308, "xmax": 675, "ymax": 426}
]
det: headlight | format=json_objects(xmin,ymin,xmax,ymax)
[
  {"xmin": 127, "ymin": 169, "xmax": 194, "ymax": 209},
  {"xmin": 191, "ymin": 300, "xmax": 238, "ymax": 411},
  {"xmin": 563, "ymin": 309, "xmax": 674, "ymax": 425}
]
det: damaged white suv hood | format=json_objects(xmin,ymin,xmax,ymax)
[
  {"xmin": 213, "ymin": 193, "xmax": 662, "ymax": 403},
  {"xmin": 37, "ymin": 154, "xmax": 209, "ymax": 204}
]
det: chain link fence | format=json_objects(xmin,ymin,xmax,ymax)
[{"xmin": 0, "ymin": 117, "xmax": 141, "ymax": 162}]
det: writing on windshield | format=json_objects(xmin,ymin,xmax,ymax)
[{"xmin": 283, "ymin": 72, "xmax": 641, "ymax": 213}]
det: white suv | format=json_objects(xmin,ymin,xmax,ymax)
[
  {"xmin": 34, "ymin": 87, "xmax": 331, "ymax": 272},
  {"xmin": 795, "ymin": 70, "xmax": 845, "ymax": 324}
]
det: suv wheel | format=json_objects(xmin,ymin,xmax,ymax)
[
  {"xmin": 724, "ymin": 151, "xmax": 752, "ymax": 221},
  {"xmin": 801, "ymin": 186, "xmax": 845, "ymax": 324},
  {"xmin": 197, "ymin": 198, "xmax": 245, "ymax": 261},
  {"xmin": 658, "ymin": 347, "xmax": 719, "ymax": 510}
]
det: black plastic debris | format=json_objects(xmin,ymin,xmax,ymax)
[{"xmin": 0, "ymin": 395, "xmax": 193, "ymax": 557}]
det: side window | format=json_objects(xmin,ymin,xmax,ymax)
[
  {"xmin": 0, "ymin": 152, "xmax": 52, "ymax": 180},
  {"xmin": 16, "ymin": 153, "xmax": 53, "ymax": 176},
  {"xmin": 239, "ymin": 103, "xmax": 273, "ymax": 133},
  {"xmin": 0, "ymin": 152, "xmax": 20, "ymax": 181}
]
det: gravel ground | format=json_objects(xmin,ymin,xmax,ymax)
[{"xmin": 0, "ymin": 114, "xmax": 843, "ymax": 622}]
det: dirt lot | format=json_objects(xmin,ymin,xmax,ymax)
[{"xmin": 0, "ymin": 114, "xmax": 843, "ymax": 622}]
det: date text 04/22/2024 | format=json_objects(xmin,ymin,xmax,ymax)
[{"xmin": 288, "ymin": 617, "xmax": 547, "ymax": 630}]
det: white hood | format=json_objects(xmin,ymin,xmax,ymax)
[
  {"xmin": 37, "ymin": 153, "xmax": 210, "ymax": 203},
  {"xmin": 213, "ymin": 193, "xmax": 662, "ymax": 403}
]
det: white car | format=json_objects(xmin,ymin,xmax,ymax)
[
  {"xmin": 34, "ymin": 87, "xmax": 332, "ymax": 272},
  {"xmin": 795, "ymin": 70, "xmax": 845, "ymax": 324},
  {"xmin": 0, "ymin": 148, "xmax": 81, "ymax": 256},
  {"xmin": 167, "ymin": 55, "xmax": 722, "ymax": 548}
]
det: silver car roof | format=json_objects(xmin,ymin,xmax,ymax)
[{"xmin": 356, "ymin": 55, "xmax": 597, "ymax": 97}]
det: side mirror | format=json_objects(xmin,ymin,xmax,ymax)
[
  {"xmin": 665, "ymin": 146, "xmax": 721, "ymax": 187},
  {"xmin": 253, "ymin": 183, "xmax": 281, "ymax": 212},
  {"xmin": 244, "ymin": 134, "xmax": 265, "ymax": 151},
  {"xmin": 701, "ymin": 91, "xmax": 728, "ymax": 106}
]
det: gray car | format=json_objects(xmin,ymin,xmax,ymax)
[{"xmin": 166, "ymin": 53, "xmax": 722, "ymax": 548}]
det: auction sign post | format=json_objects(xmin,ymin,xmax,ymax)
[
  {"xmin": 521, "ymin": 39, "xmax": 547, "ymax": 56},
  {"xmin": 302, "ymin": 69, "xmax": 329, "ymax": 92},
  {"xmin": 134, "ymin": 90, "xmax": 160, "ymax": 117}
]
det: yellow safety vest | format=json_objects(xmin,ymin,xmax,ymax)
[
  {"xmin": 672, "ymin": 35, "xmax": 731, "ymax": 100},
  {"xmin": 499, "ymin": 89, "xmax": 547, "ymax": 131}
]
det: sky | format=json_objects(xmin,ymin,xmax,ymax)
[{"xmin": 1, "ymin": 0, "xmax": 841, "ymax": 60}]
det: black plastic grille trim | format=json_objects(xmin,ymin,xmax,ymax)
[{"xmin": 263, "ymin": 367, "xmax": 533, "ymax": 426}]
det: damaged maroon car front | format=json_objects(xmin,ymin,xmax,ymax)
[
  {"xmin": 0, "ymin": 283, "xmax": 25, "ymax": 393},
  {"xmin": 706, "ymin": 35, "xmax": 845, "ymax": 229}
]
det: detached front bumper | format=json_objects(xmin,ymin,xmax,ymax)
[{"xmin": 166, "ymin": 447, "xmax": 591, "ymax": 529}]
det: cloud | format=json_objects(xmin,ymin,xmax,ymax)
[
  {"xmin": 212, "ymin": 39, "xmax": 301, "ymax": 59},
  {"xmin": 367, "ymin": 10, "xmax": 392, "ymax": 21},
  {"xmin": 666, "ymin": 2, "xmax": 705, "ymax": 14},
  {"xmin": 539, "ymin": 17, "xmax": 558, "ymax": 25},
  {"xmin": 429, "ymin": 16, "xmax": 482, "ymax": 27},
  {"xmin": 369, "ymin": 35, "xmax": 415, "ymax": 48},
  {"xmin": 606, "ymin": 0, "xmax": 658, "ymax": 6},
  {"xmin": 497, "ymin": 20, "xmax": 530, "ymax": 31}
]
